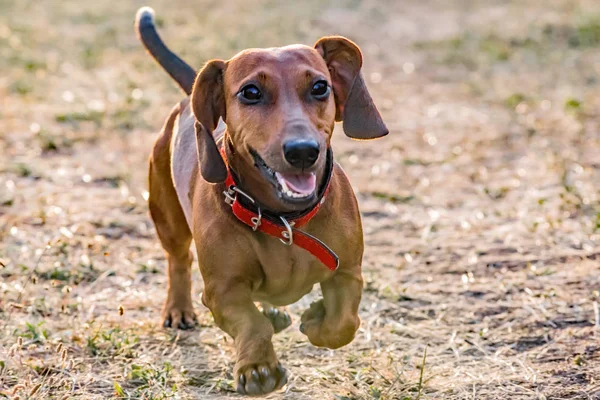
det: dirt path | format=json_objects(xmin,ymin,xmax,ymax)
[{"xmin": 1, "ymin": 0, "xmax": 599, "ymax": 398}]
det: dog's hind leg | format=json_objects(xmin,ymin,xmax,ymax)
[
  {"xmin": 260, "ymin": 303, "xmax": 292, "ymax": 334},
  {"xmin": 148, "ymin": 109, "xmax": 197, "ymax": 330}
]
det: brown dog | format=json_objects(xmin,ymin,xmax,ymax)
[{"xmin": 136, "ymin": 7, "xmax": 388, "ymax": 396}]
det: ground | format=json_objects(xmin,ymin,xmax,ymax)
[{"xmin": 1, "ymin": 0, "xmax": 600, "ymax": 399}]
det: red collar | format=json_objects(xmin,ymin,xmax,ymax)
[{"xmin": 220, "ymin": 148, "xmax": 339, "ymax": 271}]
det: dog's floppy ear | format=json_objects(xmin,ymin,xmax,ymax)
[
  {"xmin": 314, "ymin": 36, "xmax": 388, "ymax": 140},
  {"xmin": 191, "ymin": 60, "xmax": 228, "ymax": 183}
]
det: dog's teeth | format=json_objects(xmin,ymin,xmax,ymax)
[
  {"xmin": 280, "ymin": 179, "xmax": 289, "ymax": 193},
  {"xmin": 275, "ymin": 172, "xmax": 313, "ymax": 199},
  {"xmin": 287, "ymin": 190, "xmax": 309, "ymax": 199}
]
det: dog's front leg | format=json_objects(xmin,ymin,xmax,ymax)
[
  {"xmin": 300, "ymin": 268, "xmax": 363, "ymax": 349},
  {"xmin": 203, "ymin": 282, "xmax": 288, "ymax": 395}
]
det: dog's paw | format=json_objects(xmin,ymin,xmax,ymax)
[
  {"xmin": 299, "ymin": 299, "xmax": 358, "ymax": 349},
  {"xmin": 299, "ymin": 299, "xmax": 326, "ymax": 344},
  {"xmin": 236, "ymin": 362, "xmax": 287, "ymax": 396},
  {"xmin": 161, "ymin": 303, "xmax": 197, "ymax": 330},
  {"xmin": 300, "ymin": 299, "xmax": 326, "ymax": 324},
  {"xmin": 263, "ymin": 307, "xmax": 292, "ymax": 333}
]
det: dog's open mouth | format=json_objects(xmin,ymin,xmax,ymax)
[
  {"xmin": 275, "ymin": 171, "xmax": 316, "ymax": 198},
  {"xmin": 251, "ymin": 150, "xmax": 317, "ymax": 202}
]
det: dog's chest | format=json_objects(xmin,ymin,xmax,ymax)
[{"xmin": 251, "ymin": 238, "xmax": 333, "ymax": 306}]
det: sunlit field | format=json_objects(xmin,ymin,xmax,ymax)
[{"xmin": 1, "ymin": 0, "xmax": 599, "ymax": 398}]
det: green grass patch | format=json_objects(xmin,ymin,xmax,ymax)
[
  {"xmin": 55, "ymin": 110, "xmax": 104, "ymax": 125},
  {"xmin": 371, "ymin": 192, "xmax": 415, "ymax": 204},
  {"xmin": 18, "ymin": 321, "xmax": 49, "ymax": 344},
  {"xmin": 505, "ymin": 93, "xmax": 527, "ymax": 109},
  {"xmin": 9, "ymin": 80, "xmax": 33, "ymax": 95},
  {"xmin": 564, "ymin": 98, "xmax": 583, "ymax": 113},
  {"xmin": 572, "ymin": 15, "xmax": 600, "ymax": 47},
  {"xmin": 86, "ymin": 327, "xmax": 139, "ymax": 358}
]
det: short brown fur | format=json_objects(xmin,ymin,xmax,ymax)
[{"xmin": 144, "ymin": 24, "xmax": 387, "ymax": 395}]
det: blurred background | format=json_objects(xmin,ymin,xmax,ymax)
[{"xmin": 1, "ymin": 0, "xmax": 599, "ymax": 399}]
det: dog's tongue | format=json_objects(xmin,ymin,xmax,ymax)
[{"xmin": 276, "ymin": 172, "xmax": 317, "ymax": 195}]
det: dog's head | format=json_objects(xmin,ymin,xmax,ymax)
[{"xmin": 191, "ymin": 36, "xmax": 388, "ymax": 212}]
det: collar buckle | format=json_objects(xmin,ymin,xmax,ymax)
[
  {"xmin": 224, "ymin": 185, "xmax": 262, "ymax": 231},
  {"xmin": 223, "ymin": 187, "xmax": 236, "ymax": 206},
  {"xmin": 279, "ymin": 216, "xmax": 294, "ymax": 246},
  {"xmin": 250, "ymin": 209, "xmax": 262, "ymax": 231}
]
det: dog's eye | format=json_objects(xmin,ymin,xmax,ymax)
[
  {"xmin": 311, "ymin": 80, "xmax": 330, "ymax": 99},
  {"xmin": 238, "ymin": 84, "xmax": 262, "ymax": 104}
]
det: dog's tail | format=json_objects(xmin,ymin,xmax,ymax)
[{"xmin": 135, "ymin": 7, "xmax": 196, "ymax": 95}]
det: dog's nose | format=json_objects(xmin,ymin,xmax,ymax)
[{"xmin": 283, "ymin": 139, "xmax": 320, "ymax": 169}]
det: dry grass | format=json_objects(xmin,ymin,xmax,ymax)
[{"xmin": 1, "ymin": 0, "xmax": 600, "ymax": 398}]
